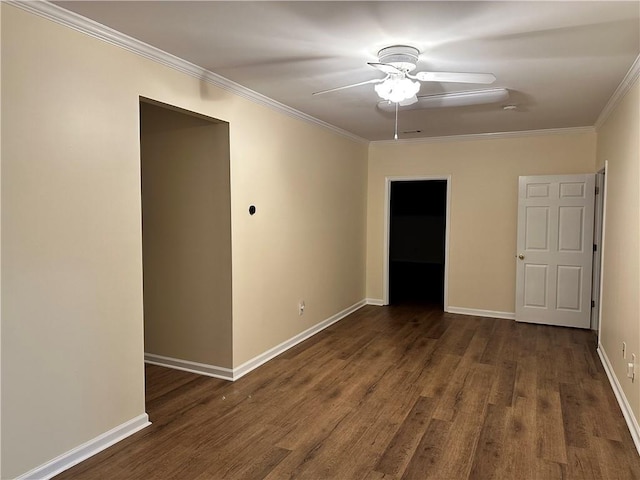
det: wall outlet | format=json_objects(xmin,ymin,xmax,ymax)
[
  {"xmin": 628, "ymin": 354, "xmax": 636, "ymax": 381},
  {"xmin": 298, "ymin": 300, "xmax": 305, "ymax": 316},
  {"xmin": 623, "ymin": 342, "xmax": 627, "ymax": 359}
]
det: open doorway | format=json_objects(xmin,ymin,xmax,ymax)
[
  {"xmin": 385, "ymin": 178, "xmax": 449, "ymax": 307},
  {"xmin": 139, "ymin": 98, "xmax": 233, "ymax": 388}
]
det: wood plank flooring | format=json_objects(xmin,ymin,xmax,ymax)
[{"xmin": 55, "ymin": 305, "xmax": 640, "ymax": 479}]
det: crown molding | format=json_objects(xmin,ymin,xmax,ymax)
[
  {"xmin": 595, "ymin": 55, "xmax": 640, "ymax": 130},
  {"xmin": 7, "ymin": 0, "xmax": 368, "ymax": 145},
  {"xmin": 8, "ymin": 1, "xmax": 633, "ymax": 146},
  {"xmin": 370, "ymin": 126, "xmax": 595, "ymax": 146}
]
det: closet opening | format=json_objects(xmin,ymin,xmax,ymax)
[
  {"xmin": 139, "ymin": 98, "xmax": 233, "ymax": 400},
  {"xmin": 387, "ymin": 179, "xmax": 448, "ymax": 307}
]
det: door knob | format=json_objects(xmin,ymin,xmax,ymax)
[{"xmin": 518, "ymin": 254, "xmax": 525, "ymax": 260}]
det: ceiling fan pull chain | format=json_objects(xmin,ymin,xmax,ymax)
[{"xmin": 394, "ymin": 101, "xmax": 399, "ymax": 140}]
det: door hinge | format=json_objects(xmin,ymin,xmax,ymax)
[
  {"xmin": 593, "ymin": 244, "xmax": 597, "ymax": 252},
  {"xmin": 592, "ymin": 300, "xmax": 596, "ymax": 308},
  {"xmin": 595, "ymin": 186, "xmax": 600, "ymax": 195}
]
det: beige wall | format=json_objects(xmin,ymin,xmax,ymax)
[
  {"xmin": 596, "ymin": 79, "xmax": 640, "ymax": 421},
  {"xmin": 367, "ymin": 133, "xmax": 596, "ymax": 312},
  {"xmin": 140, "ymin": 102, "xmax": 232, "ymax": 367},
  {"xmin": 2, "ymin": 7, "xmax": 146, "ymax": 477},
  {"xmin": 0, "ymin": 4, "xmax": 367, "ymax": 478},
  {"xmin": 231, "ymin": 109, "xmax": 368, "ymax": 366}
]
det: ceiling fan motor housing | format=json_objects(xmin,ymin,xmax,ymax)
[{"xmin": 377, "ymin": 45, "xmax": 419, "ymax": 72}]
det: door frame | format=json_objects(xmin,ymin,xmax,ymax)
[
  {"xmin": 383, "ymin": 175, "xmax": 452, "ymax": 306},
  {"xmin": 594, "ymin": 162, "xmax": 609, "ymax": 337}
]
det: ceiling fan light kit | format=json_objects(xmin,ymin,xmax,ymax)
[
  {"xmin": 374, "ymin": 75, "xmax": 421, "ymax": 103},
  {"xmin": 372, "ymin": 46, "xmax": 421, "ymax": 103}
]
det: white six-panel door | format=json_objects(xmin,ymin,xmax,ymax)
[{"xmin": 515, "ymin": 174, "xmax": 595, "ymax": 328}]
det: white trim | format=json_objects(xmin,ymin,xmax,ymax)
[
  {"xmin": 232, "ymin": 299, "xmax": 366, "ymax": 380},
  {"xmin": 144, "ymin": 353, "xmax": 234, "ymax": 381},
  {"xmin": 7, "ymin": 0, "xmax": 367, "ymax": 145},
  {"xmin": 383, "ymin": 176, "xmax": 451, "ymax": 307},
  {"xmin": 146, "ymin": 301, "xmax": 366, "ymax": 382},
  {"xmin": 383, "ymin": 180, "xmax": 391, "ymax": 305},
  {"xmin": 366, "ymin": 298, "xmax": 385, "ymax": 306},
  {"xmin": 591, "ymin": 166, "xmax": 606, "ymax": 333},
  {"xmin": 371, "ymin": 126, "xmax": 595, "ymax": 146},
  {"xmin": 15, "ymin": 414, "xmax": 151, "ymax": 480},
  {"xmin": 446, "ymin": 306, "xmax": 516, "ymax": 320},
  {"xmin": 597, "ymin": 343, "xmax": 640, "ymax": 455},
  {"xmin": 595, "ymin": 55, "xmax": 640, "ymax": 130},
  {"xmin": 597, "ymin": 161, "xmax": 609, "ymax": 341}
]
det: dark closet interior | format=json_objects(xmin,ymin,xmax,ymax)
[{"xmin": 389, "ymin": 180, "xmax": 447, "ymax": 306}]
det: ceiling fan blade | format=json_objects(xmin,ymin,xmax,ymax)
[
  {"xmin": 367, "ymin": 62, "xmax": 402, "ymax": 75},
  {"xmin": 398, "ymin": 95, "xmax": 418, "ymax": 106},
  {"xmin": 312, "ymin": 77, "xmax": 386, "ymax": 96},
  {"xmin": 416, "ymin": 88, "xmax": 508, "ymax": 107},
  {"xmin": 415, "ymin": 71, "xmax": 496, "ymax": 84},
  {"xmin": 377, "ymin": 88, "xmax": 509, "ymax": 111}
]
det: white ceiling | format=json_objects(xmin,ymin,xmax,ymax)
[{"xmin": 54, "ymin": 1, "xmax": 640, "ymax": 141}]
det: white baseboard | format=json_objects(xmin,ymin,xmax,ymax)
[
  {"xmin": 446, "ymin": 306, "xmax": 516, "ymax": 320},
  {"xmin": 232, "ymin": 299, "xmax": 367, "ymax": 380},
  {"xmin": 16, "ymin": 413, "xmax": 150, "ymax": 480},
  {"xmin": 366, "ymin": 298, "xmax": 385, "ymax": 306},
  {"xmin": 597, "ymin": 343, "xmax": 640, "ymax": 455},
  {"xmin": 144, "ymin": 353, "xmax": 234, "ymax": 381},
  {"xmin": 145, "ymin": 300, "xmax": 367, "ymax": 382}
]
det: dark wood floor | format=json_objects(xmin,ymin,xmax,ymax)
[{"xmin": 56, "ymin": 305, "xmax": 640, "ymax": 479}]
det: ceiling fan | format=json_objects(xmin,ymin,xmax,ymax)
[
  {"xmin": 313, "ymin": 45, "xmax": 506, "ymax": 108},
  {"xmin": 313, "ymin": 45, "xmax": 509, "ymax": 139}
]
